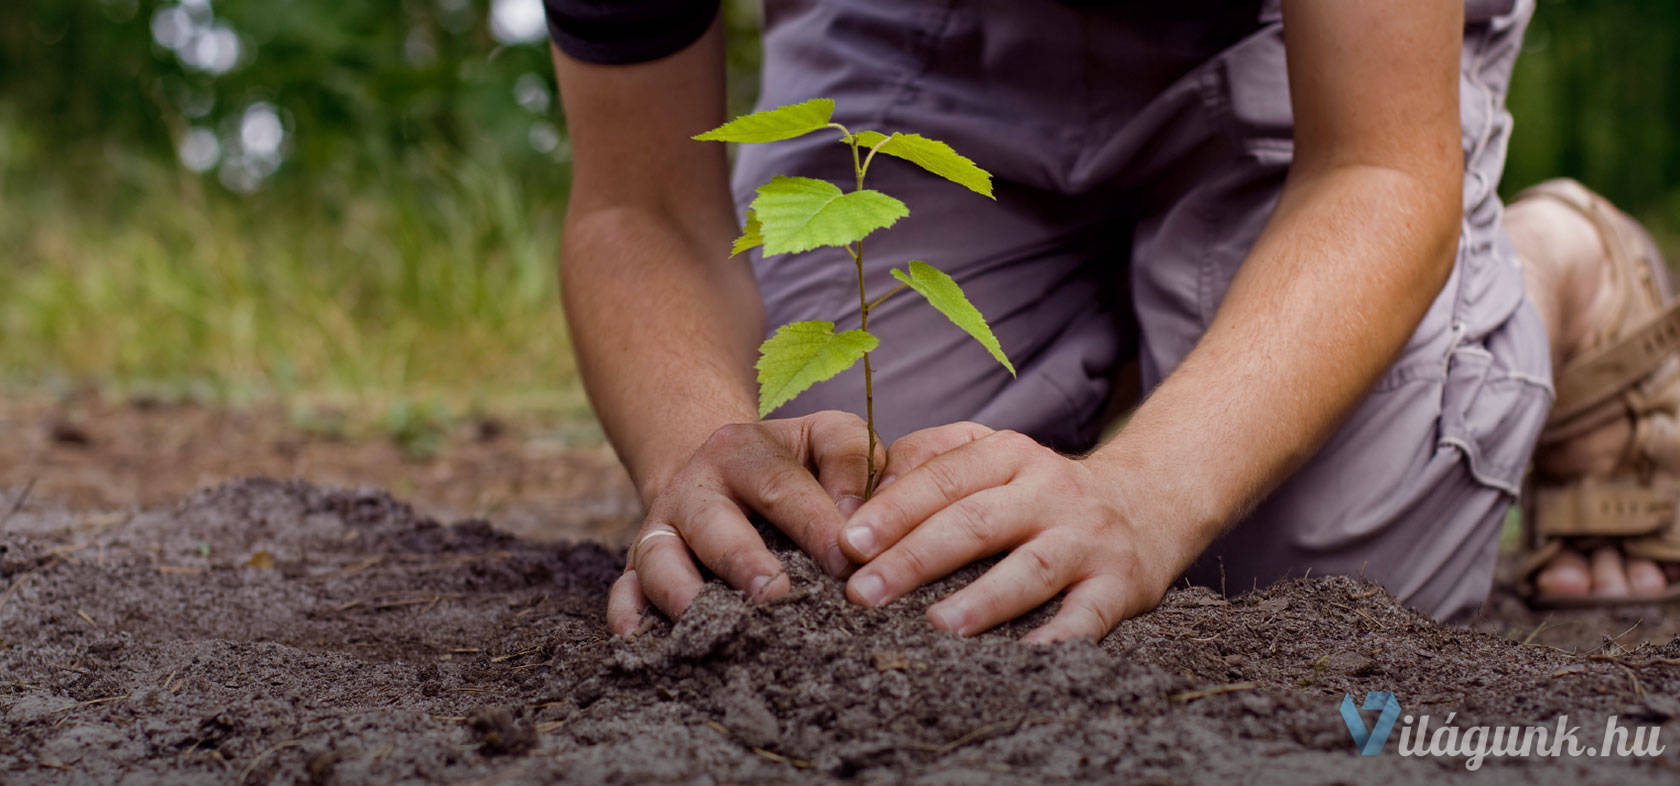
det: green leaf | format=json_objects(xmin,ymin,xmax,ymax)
[
  {"xmin": 856, "ymin": 131, "xmax": 993, "ymax": 199},
  {"xmin": 891, "ymin": 260, "xmax": 1014, "ymax": 375},
  {"xmin": 750, "ymin": 176, "xmax": 908, "ymax": 255},
  {"xmin": 693, "ymin": 98, "xmax": 835, "ymax": 144},
  {"xmin": 731, "ymin": 210, "xmax": 763, "ymax": 256},
  {"xmin": 755, "ymin": 321, "xmax": 878, "ymax": 417}
]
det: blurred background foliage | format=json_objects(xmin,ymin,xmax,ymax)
[
  {"xmin": 0, "ymin": 0, "xmax": 1673, "ymax": 424},
  {"xmin": 1506, "ymin": 0, "xmax": 1680, "ymax": 251}
]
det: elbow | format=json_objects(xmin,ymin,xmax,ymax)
[{"xmin": 1417, "ymin": 160, "xmax": 1463, "ymax": 292}]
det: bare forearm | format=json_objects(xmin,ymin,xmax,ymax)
[
  {"xmin": 1083, "ymin": 0, "xmax": 1463, "ymax": 573},
  {"xmin": 550, "ymin": 21, "xmax": 768, "ymax": 504},
  {"xmin": 562, "ymin": 207, "xmax": 764, "ymax": 503},
  {"xmin": 1088, "ymin": 165, "xmax": 1460, "ymax": 564}
]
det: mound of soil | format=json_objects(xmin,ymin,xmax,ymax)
[{"xmin": 2, "ymin": 479, "xmax": 1677, "ymax": 783}]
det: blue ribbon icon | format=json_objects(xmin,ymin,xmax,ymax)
[{"xmin": 1340, "ymin": 692, "xmax": 1400, "ymax": 756}]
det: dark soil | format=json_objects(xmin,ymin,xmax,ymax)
[
  {"xmin": 0, "ymin": 392, "xmax": 640, "ymax": 545},
  {"xmin": 2, "ymin": 479, "xmax": 1678, "ymax": 784}
]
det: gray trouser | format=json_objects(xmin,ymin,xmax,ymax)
[{"xmin": 733, "ymin": 0, "xmax": 1551, "ymax": 621}]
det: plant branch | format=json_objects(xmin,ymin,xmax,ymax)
[
  {"xmin": 859, "ymin": 136, "xmax": 890, "ymax": 181},
  {"xmin": 867, "ymin": 282, "xmax": 908, "ymax": 312}
]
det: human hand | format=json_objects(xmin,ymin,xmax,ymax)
[
  {"xmin": 837, "ymin": 422, "xmax": 1191, "ymax": 643},
  {"xmin": 607, "ymin": 410, "xmax": 883, "ymax": 635}
]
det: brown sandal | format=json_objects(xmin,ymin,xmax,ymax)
[{"xmin": 1519, "ymin": 178, "xmax": 1680, "ymax": 607}]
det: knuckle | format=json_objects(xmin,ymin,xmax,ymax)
[
  {"xmin": 944, "ymin": 421, "xmax": 991, "ymax": 440},
  {"xmin": 753, "ymin": 463, "xmax": 809, "ymax": 511},
  {"xmin": 1042, "ymin": 469, "xmax": 1083, "ymax": 500},
  {"xmin": 1021, "ymin": 546, "xmax": 1059, "ymax": 589},
  {"xmin": 677, "ymin": 499, "xmax": 730, "ymax": 543},
  {"xmin": 946, "ymin": 500, "xmax": 992, "ymax": 547},
  {"xmin": 706, "ymin": 421, "xmax": 764, "ymax": 453},
  {"xmin": 814, "ymin": 409, "xmax": 866, "ymax": 430},
  {"xmin": 992, "ymin": 428, "xmax": 1033, "ymax": 451},
  {"xmin": 1094, "ymin": 498, "xmax": 1129, "ymax": 535},
  {"xmin": 868, "ymin": 494, "xmax": 914, "ymax": 535},
  {"xmin": 724, "ymin": 548, "xmax": 767, "ymax": 583},
  {"xmin": 700, "ymin": 423, "xmax": 742, "ymax": 453},
  {"xmin": 1036, "ymin": 529, "xmax": 1094, "ymax": 578},
  {"xmin": 894, "ymin": 544, "xmax": 932, "ymax": 580},
  {"xmin": 1103, "ymin": 548, "xmax": 1143, "ymax": 586},
  {"xmin": 924, "ymin": 459, "xmax": 968, "ymax": 500},
  {"xmin": 1081, "ymin": 599, "xmax": 1117, "ymax": 637}
]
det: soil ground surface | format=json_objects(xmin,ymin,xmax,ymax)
[
  {"xmin": 3, "ymin": 477, "xmax": 1678, "ymax": 784},
  {"xmin": 0, "ymin": 393, "xmax": 639, "ymax": 545}
]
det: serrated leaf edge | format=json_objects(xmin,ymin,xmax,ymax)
[{"xmin": 890, "ymin": 261, "xmax": 1014, "ymax": 376}]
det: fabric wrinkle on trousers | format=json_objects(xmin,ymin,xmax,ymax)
[{"xmin": 733, "ymin": 0, "xmax": 1551, "ymax": 622}]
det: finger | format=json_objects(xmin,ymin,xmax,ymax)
[
  {"xmin": 606, "ymin": 569, "xmax": 649, "ymax": 636},
  {"xmin": 841, "ymin": 430, "xmax": 1027, "ymax": 563},
  {"xmin": 722, "ymin": 421, "xmax": 853, "ymax": 575},
  {"xmin": 880, "ymin": 421, "xmax": 994, "ymax": 489},
  {"xmin": 847, "ymin": 486, "xmax": 1024, "ymax": 608},
  {"xmin": 805, "ymin": 411, "xmax": 886, "ymax": 508},
  {"xmin": 676, "ymin": 495, "xmax": 791, "ymax": 601},
  {"xmin": 926, "ymin": 538, "xmax": 1082, "ymax": 636},
  {"xmin": 1021, "ymin": 574, "xmax": 1130, "ymax": 644},
  {"xmin": 634, "ymin": 524, "xmax": 707, "ymax": 621}
]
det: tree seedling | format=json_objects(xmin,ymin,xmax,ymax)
[{"xmin": 694, "ymin": 99, "xmax": 1014, "ymax": 498}]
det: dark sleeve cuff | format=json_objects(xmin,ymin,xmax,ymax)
[{"xmin": 544, "ymin": 0, "xmax": 722, "ymax": 65}]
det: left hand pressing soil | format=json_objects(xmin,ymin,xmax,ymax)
[{"xmin": 837, "ymin": 422, "xmax": 1194, "ymax": 643}]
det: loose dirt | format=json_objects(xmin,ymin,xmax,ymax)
[
  {"xmin": 0, "ymin": 392, "xmax": 639, "ymax": 545},
  {"xmin": 2, "ymin": 479, "xmax": 1677, "ymax": 783}
]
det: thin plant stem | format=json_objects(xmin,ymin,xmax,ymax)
[
  {"xmin": 860, "ymin": 136, "xmax": 889, "ymax": 180},
  {"xmin": 855, "ymin": 242, "xmax": 878, "ymax": 499},
  {"xmin": 867, "ymin": 282, "xmax": 907, "ymax": 312},
  {"xmin": 845, "ymin": 133, "xmax": 879, "ymax": 499}
]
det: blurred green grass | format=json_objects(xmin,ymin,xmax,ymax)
[
  {"xmin": 0, "ymin": 0, "xmax": 765, "ymax": 430},
  {"xmin": 0, "ymin": 117, "xmax": 584, "ymax": 424}
]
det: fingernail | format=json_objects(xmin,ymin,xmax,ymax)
[
  {"xmin": 929, "ymin": 603, "xmax": 967, "ymax": 635},
  {"xmin": 824, "ymin": 543, "xmax": 850, "ymax": 576},
  {"xmin": 843, "ymin": 525, "xmax": 877, "ymax": 559},
  {"xmin": 837, "ymin": 494, "xmax": 864, "ymax": 518},
  {"xmin": 748, "ymin": 574, "xmax": 774, "ymax": 601},
  {"xmin": 875, "ymin": 474, "xmax": 898, "ymax": 492},
  {"xmin": 852, "ymin": 572, "xmax": 887, "ymax": 607}
]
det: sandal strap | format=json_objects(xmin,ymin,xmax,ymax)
[
  {"xmin": 1531, "ymin": 479, "xmax": 1675, "ymax": 538},
  {"xmin": 1625, "ymin": 516, "xmax": 1680, "ymax": 562},
  {"xmin": 1548, "ymin": 303, "xmax": 1680, "ymax": 427},
  {"xmin": 1518, "ymin": 178, "xmax": 1679, "ymax": 428}
]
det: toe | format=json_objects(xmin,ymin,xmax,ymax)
[
  {"xmin": 1589, "ymin": 546, "xmax": 1631, "ymax": 598},
  {"xmin": 1534, "ymin": 549, "xmax": 1593, "ymax": 597},
  {"xmin": 1625, "ymin": 557, "xmax": 1669, "ymax": 597}
]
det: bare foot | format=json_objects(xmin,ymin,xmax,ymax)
[{"xmin": 1509, "ymin": 187, "xmax": 1680, "ymax": 600}]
